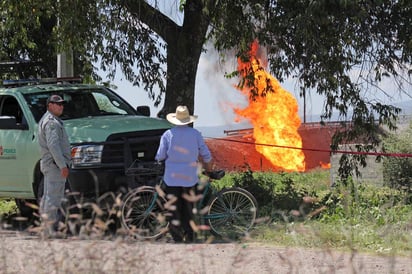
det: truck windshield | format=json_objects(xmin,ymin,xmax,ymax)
[{"xmin": 24, "ymin": 87, "xmax": 137, "ymax": 122}]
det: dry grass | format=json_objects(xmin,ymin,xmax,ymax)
[
  {"xmin": 0, "ymin": 184, "xmax": 411, "ymax": 274},
  {"xmin": 0, "ymin": 232, "xmax": 410, "ymax": 274}
]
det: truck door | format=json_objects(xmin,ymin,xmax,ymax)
[{"xmin": 0, "ymin": 95, "xmax": 37, "ymax": 197}]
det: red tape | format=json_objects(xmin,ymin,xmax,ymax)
[{"xmin": 208, "ymin": 137, "xmax": 412, "ymax": 158}]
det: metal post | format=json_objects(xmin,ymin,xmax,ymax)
[
  {"xmin": 57, "ymin": 51, "xmax": 74, "ymax": 78},
  {"xmin": 56, "ymin": 0, "xmax": 74, "ymax": 78},
  {"xmin": 303, "ymin": 88, "xmax": 306, "ymax": 123}
]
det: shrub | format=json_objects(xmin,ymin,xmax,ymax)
[
  {"xmin": 320, "ymin": 177, "xmax": 410, "ymax": 223},
  {"xmin": 382, "ymin": 122, "xmax": 412, "ymax": 195},
  {"xmin": 224, "ymin": 169, "xmax": 329, "ymax": 220}
]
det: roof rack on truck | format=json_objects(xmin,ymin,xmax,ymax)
[{"xmin": 1, "ymin": 77, "xmax": 83, "ymax": 88}]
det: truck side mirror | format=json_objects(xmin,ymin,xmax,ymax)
[{"xmin": 136, "ymin": 106, "xmax": 150, "ymax": 117}]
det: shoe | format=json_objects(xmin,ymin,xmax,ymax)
[{"xmin": 183, "ymin": 231, "xmax": 194, "ymax": 243}]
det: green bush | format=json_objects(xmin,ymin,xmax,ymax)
[
  {"xmin": 320, "ymin": 178, "xmax": 409, "ymax": 223},
  {"xmin": 214, "ymin": 168, "xmax": 410, "ymax": 226},
  {"xmin": 0, "ymin": 199, "xmax": 17, "ymax": 217},
  {"xmin": 217, "ymin": 169, "xmax": 330, "ymax": 220},
  {"xmin": 382, "ymin": 122, "xmax": 412, "ymax": 194}
]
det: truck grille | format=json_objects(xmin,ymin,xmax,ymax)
[{"xmin": 101, "ymin": 129, "xmax": 167, "ymax": 166}]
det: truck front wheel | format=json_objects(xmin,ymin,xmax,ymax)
[
  {"xmin": 14, "ymin": 198, "xmax": 38, "ymax": 225},
  {"xmin": 14, "ymin": 176, "xmax": 44, "ymax": 224}
]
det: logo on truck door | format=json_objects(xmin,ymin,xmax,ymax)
[{"xmin": 0, "ymin": 146, "xmax": 16, "ymax": 159}]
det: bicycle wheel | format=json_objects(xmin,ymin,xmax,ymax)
[
  {"xmin": 120, "ymin": 186, "xmax": 168, "ymax": 240},
  {"xmin": 207, "ymin": 187, "xmax": 258, "ymax": 238}
]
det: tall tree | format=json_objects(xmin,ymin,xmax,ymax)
[
  {"xmin": 1, "ymin": 0, "xmax": 411, "ymax": 176},
  {"xmin": 0, "ymin": 3, "xmax": 56, "ymax": 77}
]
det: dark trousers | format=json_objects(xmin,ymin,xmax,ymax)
[{"xmin": 163, "ymin": 185, "xmax": 195, "ymax": 242}]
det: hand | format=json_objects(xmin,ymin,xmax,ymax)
[{"xmin": 61, "ymin": 167, "xmax": 69, "ymax": 178}]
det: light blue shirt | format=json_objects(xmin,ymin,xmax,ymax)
[{"xmin": 155, "ymin": 126, "xmax": 212, "ymax": 187}]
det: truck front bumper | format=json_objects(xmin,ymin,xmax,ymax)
[{"xmin": 68, "ymin": 168, "xmax": 128, "ymax": 201}]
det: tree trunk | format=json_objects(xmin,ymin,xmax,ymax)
[
  {"xmin": 156, "ymin": 43, "xmax": 200, "ymax": 118},
  {"xmin": 156, "ymin": 1, "xmax": 211, "ymax": 119}
]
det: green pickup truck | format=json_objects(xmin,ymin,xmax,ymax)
[{"xmin": 0, "ymin": 79, "xmax": 170, "ymax": 217}]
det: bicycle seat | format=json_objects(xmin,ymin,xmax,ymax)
[{"xmin": 205, "ymin": 170, "xmax": 225, "ymax": 180}]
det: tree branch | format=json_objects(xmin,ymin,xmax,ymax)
[{"xmin": 123, "ymin": 0, "xmax": 181, "ymax": 42}]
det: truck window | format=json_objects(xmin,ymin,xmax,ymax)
[
  {"xmin": 24, "ymin": 87, "xmax": 137, "ymax": 122},
  {"xmin": 93, "ymin": 92, "xmax": 127, "ymax": 115},
  {"xmin": 0, "ymin": 96, "xmax": 27, "ymax": 128}
]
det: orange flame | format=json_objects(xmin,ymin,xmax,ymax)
[
  {"xmin": 234, "ymin": 41, "xmax": 305, "ymax": 171},
  {"xmin": 320, "ymin": 161, "xmax": 331, "ymax": 169}
]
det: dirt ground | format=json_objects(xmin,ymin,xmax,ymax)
[{"xmin": 0, "ymin": 230, "xmax": 411, "ymax": 274}]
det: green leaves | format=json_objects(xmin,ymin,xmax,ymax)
[{"xmin": 1, "ymin": 0, "xmax": 411, "ymax": 174}]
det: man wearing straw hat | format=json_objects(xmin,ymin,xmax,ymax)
[{"xmin": 156, "ymin": 105, "xmax": 213, "ymax": 243}]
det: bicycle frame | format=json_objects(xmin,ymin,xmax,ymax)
[
  {"xmin": 135, "ymin": 179, "xmax": 229, "ymax": 222},
  {"xmin": 197, "ymin": 184, "xmax": 233, "ymax": 221},
  {"xmin": 120, "ymin": 169, "xmax": 258, "ymax": 239}
]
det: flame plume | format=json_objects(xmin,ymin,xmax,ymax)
[{"xmin": 235, "ymin": 41, "xmax": 306, "ymax": 171}]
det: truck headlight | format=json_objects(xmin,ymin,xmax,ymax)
[{"xmin": 71, "ymin": 145, "xmax": 103, "ymax": 167}]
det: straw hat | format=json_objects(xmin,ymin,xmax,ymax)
[{"xmin": 166, "ymin": 105, "xmax": 198, "ymax": 125}]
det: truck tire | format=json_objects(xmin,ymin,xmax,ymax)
[{"xmin": 14, "ymin": 198, "xmax": 37, "ymax": 221}]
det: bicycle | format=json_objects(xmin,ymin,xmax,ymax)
[{"xmin": 120, "ymin": 161, "xmax": 258, "ymax": 240}]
